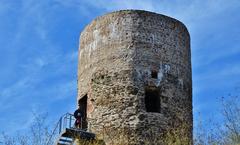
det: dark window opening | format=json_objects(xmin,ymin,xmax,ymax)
[
  {"xmin": 151, "ymin": 70, "xmax": 158, "ymax": 79},
  {"xmin": 78, "ymin": 94, "xmax": 88, "ymax": 129},
  {"xmin": 145, "ymin": 88, "xmax": 160, "ymax": 113}
]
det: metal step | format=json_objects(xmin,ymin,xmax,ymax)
[
  {"xmin": 55, "ymin": 136, "xmax": 73, "ymax": 145},
  {"xmin": 57, "ymin": 143, "xmax": 71, "ymax": 145},
  {"xmin": 59, "ymin": 137, "xmax": 73, "ymax": 143}
]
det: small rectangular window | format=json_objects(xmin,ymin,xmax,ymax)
[
  {"xmin": 145, "ymin": 88, "xmax": 160, "ymax": 113},
  {"xmin": 151, "ymin": 70, "xmax": 158, "ymax": 79}
]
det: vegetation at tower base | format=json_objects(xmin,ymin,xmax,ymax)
[
  {"xmin": 1, "ymin": 112, "xmax": 54, "ymax": 145},
  {"xmin": 1, "ymin": 96, "xmax": 239, "ymax": 145},
  {"xmin": 72, "ymin": 121, "xmax": 191, "ymax": 145},
  {"xmin": 194, "ymin": 95, "xmax": 240, "ymax": 145}
]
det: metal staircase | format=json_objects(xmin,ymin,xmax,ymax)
[{"xmin": 46, "ymin": 113, "xmax": 95, "ymax": 145}]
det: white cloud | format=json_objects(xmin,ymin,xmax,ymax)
[
  {"xmin": 35, "ymin": 58, "xmax": 47, "ymax": 67},
  {"xmin": 0, "ymin": 77, "xmax": 32, "ymax": 111},
  {"xmin": 193, "ymin": 43, "xmax": 240, "ymax": 68},
  {"xmin": 64, "ymin": 50, "xmax": 78, "ymax": 62},
  {"xmin": 52, "ymin": 80, "xmax": 76, "ymax": 100},
  {"xmin": 76, "ymin": 0, "xmax": 239, "ymax": 22}
]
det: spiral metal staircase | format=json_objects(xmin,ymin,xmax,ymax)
[{"xmin": 46, "ymin": 113, "xmax": 95, "ymax": 145}]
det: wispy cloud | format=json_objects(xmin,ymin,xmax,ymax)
[
  {"xmin": 0, "ymin": 0, "xmax": 80, "ymax": 134},
  {"xmin": 0, "ymin": 78, "xmax": 31, "ymax": 110}
]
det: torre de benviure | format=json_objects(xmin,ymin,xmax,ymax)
[{"xmin": 77, "ymin": 10, "xmax": 192, "ymax": 145}]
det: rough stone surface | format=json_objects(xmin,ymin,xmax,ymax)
[{"xmin": 77, "ymin": 10, "xmax": 192, "ymax": 145}]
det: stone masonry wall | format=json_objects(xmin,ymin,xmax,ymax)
[{"xmin": 77, "ymin": 10, "xmax": 192, "ymax": 145}]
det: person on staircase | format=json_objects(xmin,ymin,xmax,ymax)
[{"xmin": 74, "ymin": 103, "xmax": 83, "ymax": 129}]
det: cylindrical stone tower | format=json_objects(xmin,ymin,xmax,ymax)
[{"xmin": 77, "ymin": 10, "xmax": 192, "ymax": 144}]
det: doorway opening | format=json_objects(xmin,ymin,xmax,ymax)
[{"xmin": 78, "ymin": 94, "xmax": 88, "ymax": 129}]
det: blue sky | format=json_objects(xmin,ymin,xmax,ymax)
[{"xmin": 0, "ymin": 0, "xmax": 240, "ymax": 136}]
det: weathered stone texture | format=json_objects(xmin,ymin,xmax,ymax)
[{"xmin": 77, "ymin": 10, "xmax": 192, "ymax": 145}]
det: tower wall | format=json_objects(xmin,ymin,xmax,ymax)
[{"xmin": 78, "ymin": 10, "xmax": 192, "ymax": 144}]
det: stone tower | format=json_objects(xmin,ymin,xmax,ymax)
[{"xmin": 77, "ymin": 10, "xmax": 192, "ymax": 144}]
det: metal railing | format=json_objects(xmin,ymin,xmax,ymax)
[
  {"xmin": 58, "ymin": 113, "xmax": 76, "ymax": 134},
  {"xmin": 46, "ymin": 113, "xmax": 78, "ymax": 145}
]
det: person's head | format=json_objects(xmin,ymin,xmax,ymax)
[{"xmin": 78, "ymin": 102, "xmax": 81, "ymax": 108}]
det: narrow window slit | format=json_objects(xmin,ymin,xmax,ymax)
[{"xmin": 145, "ymin": 88, "xmax": 160, "ymax": 113}]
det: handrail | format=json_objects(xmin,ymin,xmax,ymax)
[
  {"xmin": 46, "ymin": 113, "xmax": 76, "ymax": 145},
  {"xmin": 46, "ymin": 118, "xmax": 61, "ymax": 145},
  {"xmin": 45, "ymin": 112, "xmax": 91, "ymax": 145}
]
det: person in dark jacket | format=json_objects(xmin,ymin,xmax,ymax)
[{"xmin": 74, "ymin": 106, "xmax": 83, "ymax": 128}]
